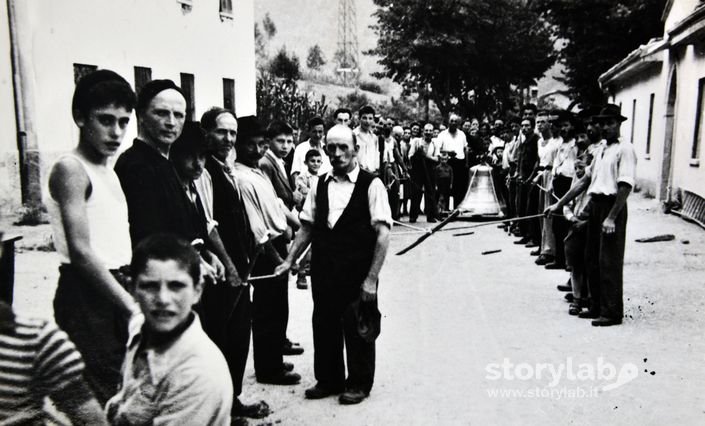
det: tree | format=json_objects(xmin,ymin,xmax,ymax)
[
  {"xmin": 535, "ymin": 0, "xmax": 667, "ymax": 106},
  {"xmin": 257, "ymin": 72, "xmax": 328, "ymax": 130},
  {"xmin": 255, "ymin": 13, "xmax": 279, "ymax": 69},
  {"xmin": 262, "ymin": 12, "xmax": 277, "ymax": 39},
  {"xmin": 269, "ymin": 47, "xmax": 301, "ymax": 81},
  {"xmin": 306, "ymin": 45, "xmax": 326, "ymax": 70},
  {"xmin": 369, "ymin": 0, "xmax": 555, "ymax": 118}
]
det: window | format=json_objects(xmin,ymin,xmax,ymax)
[
  {"xmin": 692, "ymin": 78, "xmax": 705, "ymax": 161},
  {"xmin": 220, "ymin": 0, "xmax": 233, "ymax": 18},
  {"xmin": 646, "ymin": 93, "xmax": 655, "ymax": 156},
  {"xmin": 73, "ymin": 63, "xmax": 97, "ymax": 84},
  {"xmin": 134, "ymin": 66, "xmax": 152, "ymax": 96},
  {"xmin": 630, "ymin": 99, "xmax": 637, "ymax": 144},
  {"xmin": 223, "ymin": 78, "xmax": 235, "ymax": 114},
  {"xmin": 180, "ymin": 73, "xmax": 195, "ymax": 121}
]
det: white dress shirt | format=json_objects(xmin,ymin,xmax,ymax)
[
  {"xmin": 436, "ymin": 129, "xmax": 467, "ymax": 160},
  {"xmin": 300, "ymin": 164, "xmax": 392, "ymax": 229},
  {"xmin": 353, "ymin": 127, "xmax": 380, "ymax": 173},
  {"xmin": 587, "ymin": 140, "xmax": 637, "ymax": 196}
]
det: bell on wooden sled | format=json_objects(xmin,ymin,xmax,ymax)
[{"xmin": 457, "ymin": 164, "xmax": 504, "ymax": 218}]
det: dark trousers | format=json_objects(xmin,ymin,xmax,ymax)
[
  {"xmin": 199, "ymin": 282, "xmax": 251, "ymax": 396},
  {"xmin": 436, "ymin": 178, "xmax": 451, "ymax": 212},
  {"xmin": 565, "ymin": 221, "xmax": 588, "ymax": 301},
  {"xmin": 551, "ymin": 175, "xmax": 573, "ymax": 266},
  {"xmin": 449, "ymin": 158, "xmax": 467, "ymax": 208},
  {"xmin": 585, "ymin": 195, "xmax": 627, "ymax": 320},
  {"xmin": 517, "ymin": 181, "xmax": 540, "ymax": 241},
  {"xmin": 409, "ymin": 162, "xmax": 437, "ymax": 220},
  {"xmin": 507, "ymin": 177, "xmax": 517, "ymax": 219},
  {"xmin": 251, "ymin": 238, "xmax": 289, "ymax": 378},
  {"xmin": 311, "ymin": 288, "xmax": 376, "ymax": 393},
  {"xmin": 54, "ymin": 265, "xmax": 127, "ymax": 405}
]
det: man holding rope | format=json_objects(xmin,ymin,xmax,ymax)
[
  {"xmin": 545, "ymin": 104, "xmax": 636, "ymax": 327},
  {"xmin": 275, "ymin": 124, "xmax": 391, "ymax": 405}
]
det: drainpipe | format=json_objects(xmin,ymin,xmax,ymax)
[{"xmin": 6, "ymin": 0, "xmax": 41, "ymax": 208}]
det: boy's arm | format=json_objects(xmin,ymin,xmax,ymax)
[{"xmin": 49, "ymin": 159, "xmax": 137, "ymax": 318}]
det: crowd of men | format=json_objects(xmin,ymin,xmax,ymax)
[
  {"xmin": 0, "ymin": 70, "xmax": 393, "ymax": 425},
  {"xmin": 337, "ymin": 101, "xmax": 635, "ymax": 330},
  {"xmin": 0, "ymin": 67, "xmax": 637, "ymax": 424},
  {"xmin": 486, "ymin": 103, "xmax": 636, "ymax": 328}
]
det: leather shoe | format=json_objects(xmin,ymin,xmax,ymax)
[
  {"xmin": 530, "ymin": 249, "xmax": 540, "ymax": 256},
  {"xmin": 557, "ymin": 284, "xmax": 572, "ymax": 292},
  {"xmin": 232, "ymin": 399, "xmax": 270, "ymax": 419},
  {"xmin": 257, "ymin": 371, "xmax": 301, "ymax": 385},
  {"xmin": 568, "ymin": 304, "xmax": 582, "ymax": 316},
  {"xmin": 564, "ymin": 293, "xmax": 574, "ymax": 303},
  {"xmin": 283, "ymin": 341, "xmax": 304, "ymax": 356},
  {"xmin": 578, "ymin": 310, "xmax": 599, "ymax": 319},
  {"xmin": 591, "ymin": 317, "xmax": 622, "ymax": 327},
  {"xmin": 514, "ymin": 237, "xmax": 531, "ymax": 245},
  {"xmin": 535, "ymin": 255, "xmax": 553, "ymax": 265},
  {"xmin": 283, "ymin": 361, "xmax": 294, "ymax": 372},
  {"xmin": 427, "ymin": 217, "xmax": 438, "ymax": 223},
  {"xmin": 544, "ymin": 262, "xmax": 565, "ymax": 270},
  {"xmin": 338, "ymin": 389, "xmax": 369, "ymax": 405},
  {"xmin": 305, "ymin": 384, "xmax": 344, "ymax": 399},
  {"xmin": 525, "ymin": 241, "xmax": 539, "ymax": 248}
]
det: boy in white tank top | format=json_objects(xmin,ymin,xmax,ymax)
[{"xmin": 45, "ymin": 70, "xmax": 139, "ymax": 404}]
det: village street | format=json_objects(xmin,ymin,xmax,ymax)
[{"xmin": 9, "ymin": 193, "xmax": 705, "ymax": 425}]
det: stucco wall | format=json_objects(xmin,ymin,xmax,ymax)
[
  {"xmin": 610, "ymin": 64, "xmax": 665, "ymax": 198},
  {"xmin": 0, "ymin": 0, "xmax": 256, "ymax": 211},
  {"xmin": 670, "ymin": 44, "xmax": 705, "ymax": 199},
  {"xmin": 664, "ymin": 0, "xmax": 700, "ymax": 32}
]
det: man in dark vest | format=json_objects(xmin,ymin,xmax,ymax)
[
  {"xmin": 275, "ymin": 124, "xmax": 392, "ymax": 405},
  {"xmin": 199, "ymin": 107, "xmax": 271, "ymax": 420}
]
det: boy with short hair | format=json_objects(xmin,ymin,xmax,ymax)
[
  {"xmin": 46, "ymin": 69, "xmax": 139, "ymax": 403},
  {"xmin": 293, "ymin": 149, "xmax": 323, "ymax": 289},
  {"xmin": 563, "ymin": 157, "xmax": 591, "ymax": 315},
  {"xmin": 106, "ymin": 234, "xmax": 232, "ymax": 425},
  {"xmin": 435, "ymin": 152, "xmax": 454, "ymax": 214}
]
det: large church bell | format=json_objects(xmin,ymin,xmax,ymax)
[{"xmin": 457, "ymin": 164, "xmax": 505, "ymax": 218}]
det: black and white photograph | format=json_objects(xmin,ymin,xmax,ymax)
[{"xmin": 0, "ymin": 0, "xmax": 703, "ymax": 424}]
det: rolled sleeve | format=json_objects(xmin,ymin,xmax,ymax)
[
  {"xmin": 367, "ymin": 177, "xmax": 392, "ymax": 227},
  {"xmin": 617, "ymin": 143, "xmax": 637, "ymax": 187}
]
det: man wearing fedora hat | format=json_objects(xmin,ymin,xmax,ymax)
[{"xmin": 546, "ymin": 104, "xmax": 636, "ymax": 327}]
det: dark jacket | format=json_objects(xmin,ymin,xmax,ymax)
[
  {"xmin": 515, "ymin": 133, "xmax": 539, "ymax": 182},
  {"xmin": 204, "ymin": 157, "xmax": 252, "ymax": 277},
  {"xmin": 259, "ymin": 151, "xmax": 295, "ymax": 209},
  {"xmin": 115, "ymin": 139, "xmax": 206, "ymax": 247}
]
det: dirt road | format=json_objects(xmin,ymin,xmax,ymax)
[{"xmin": 9, "ymin": 194, "xmax": 705, "ymax": 425}]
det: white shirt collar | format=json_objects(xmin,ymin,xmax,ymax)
[{"xmin": 325, "ymin": 164, "xmax": 360, "ymax": 183}]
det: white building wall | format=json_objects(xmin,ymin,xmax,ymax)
[
  {"xmin": 609, "ymin": 66, "xmax": 665, "ymax": 197},
  {"xmin": 664, "ymin": 0, "xmax": 700, "ymax": 32},
  {"xmin": 670, "ymin": 44, "xmax": 705, "ymax": 199},
  {"xmin": 25, "ymin": 0, "xmax": 256, "ymax": 154},
  {"xmin": 0, "ymin": 0, "xmax": 256, "ymax": 211},
  {"xmin": 0, "ymin": 0, "xmax": 21, "ymax": 210}
]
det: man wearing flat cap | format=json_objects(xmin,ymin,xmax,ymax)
[
  {"xmin": 115, "ymin": 79, "xmax": 223, "ymax": 279},
  {"xmin": 275, "ymin": 124, "xmax": 392, "ymax": 405},
  {"xmin": 546, "ymin": 104, "xmax": 637, "ymax": 327}
]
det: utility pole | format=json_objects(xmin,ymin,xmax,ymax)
[
  {"xmin": 336, "ymin": 0, "xmax": 360, "ymax": 86},
  {"xmin": 6, "ymin": 0, "xmax": 41, "ymax": 208}
]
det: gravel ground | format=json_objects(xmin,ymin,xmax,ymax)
[{"xmin": 7, "ymin": 193, "xmax": 705, "ymax": 425}]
